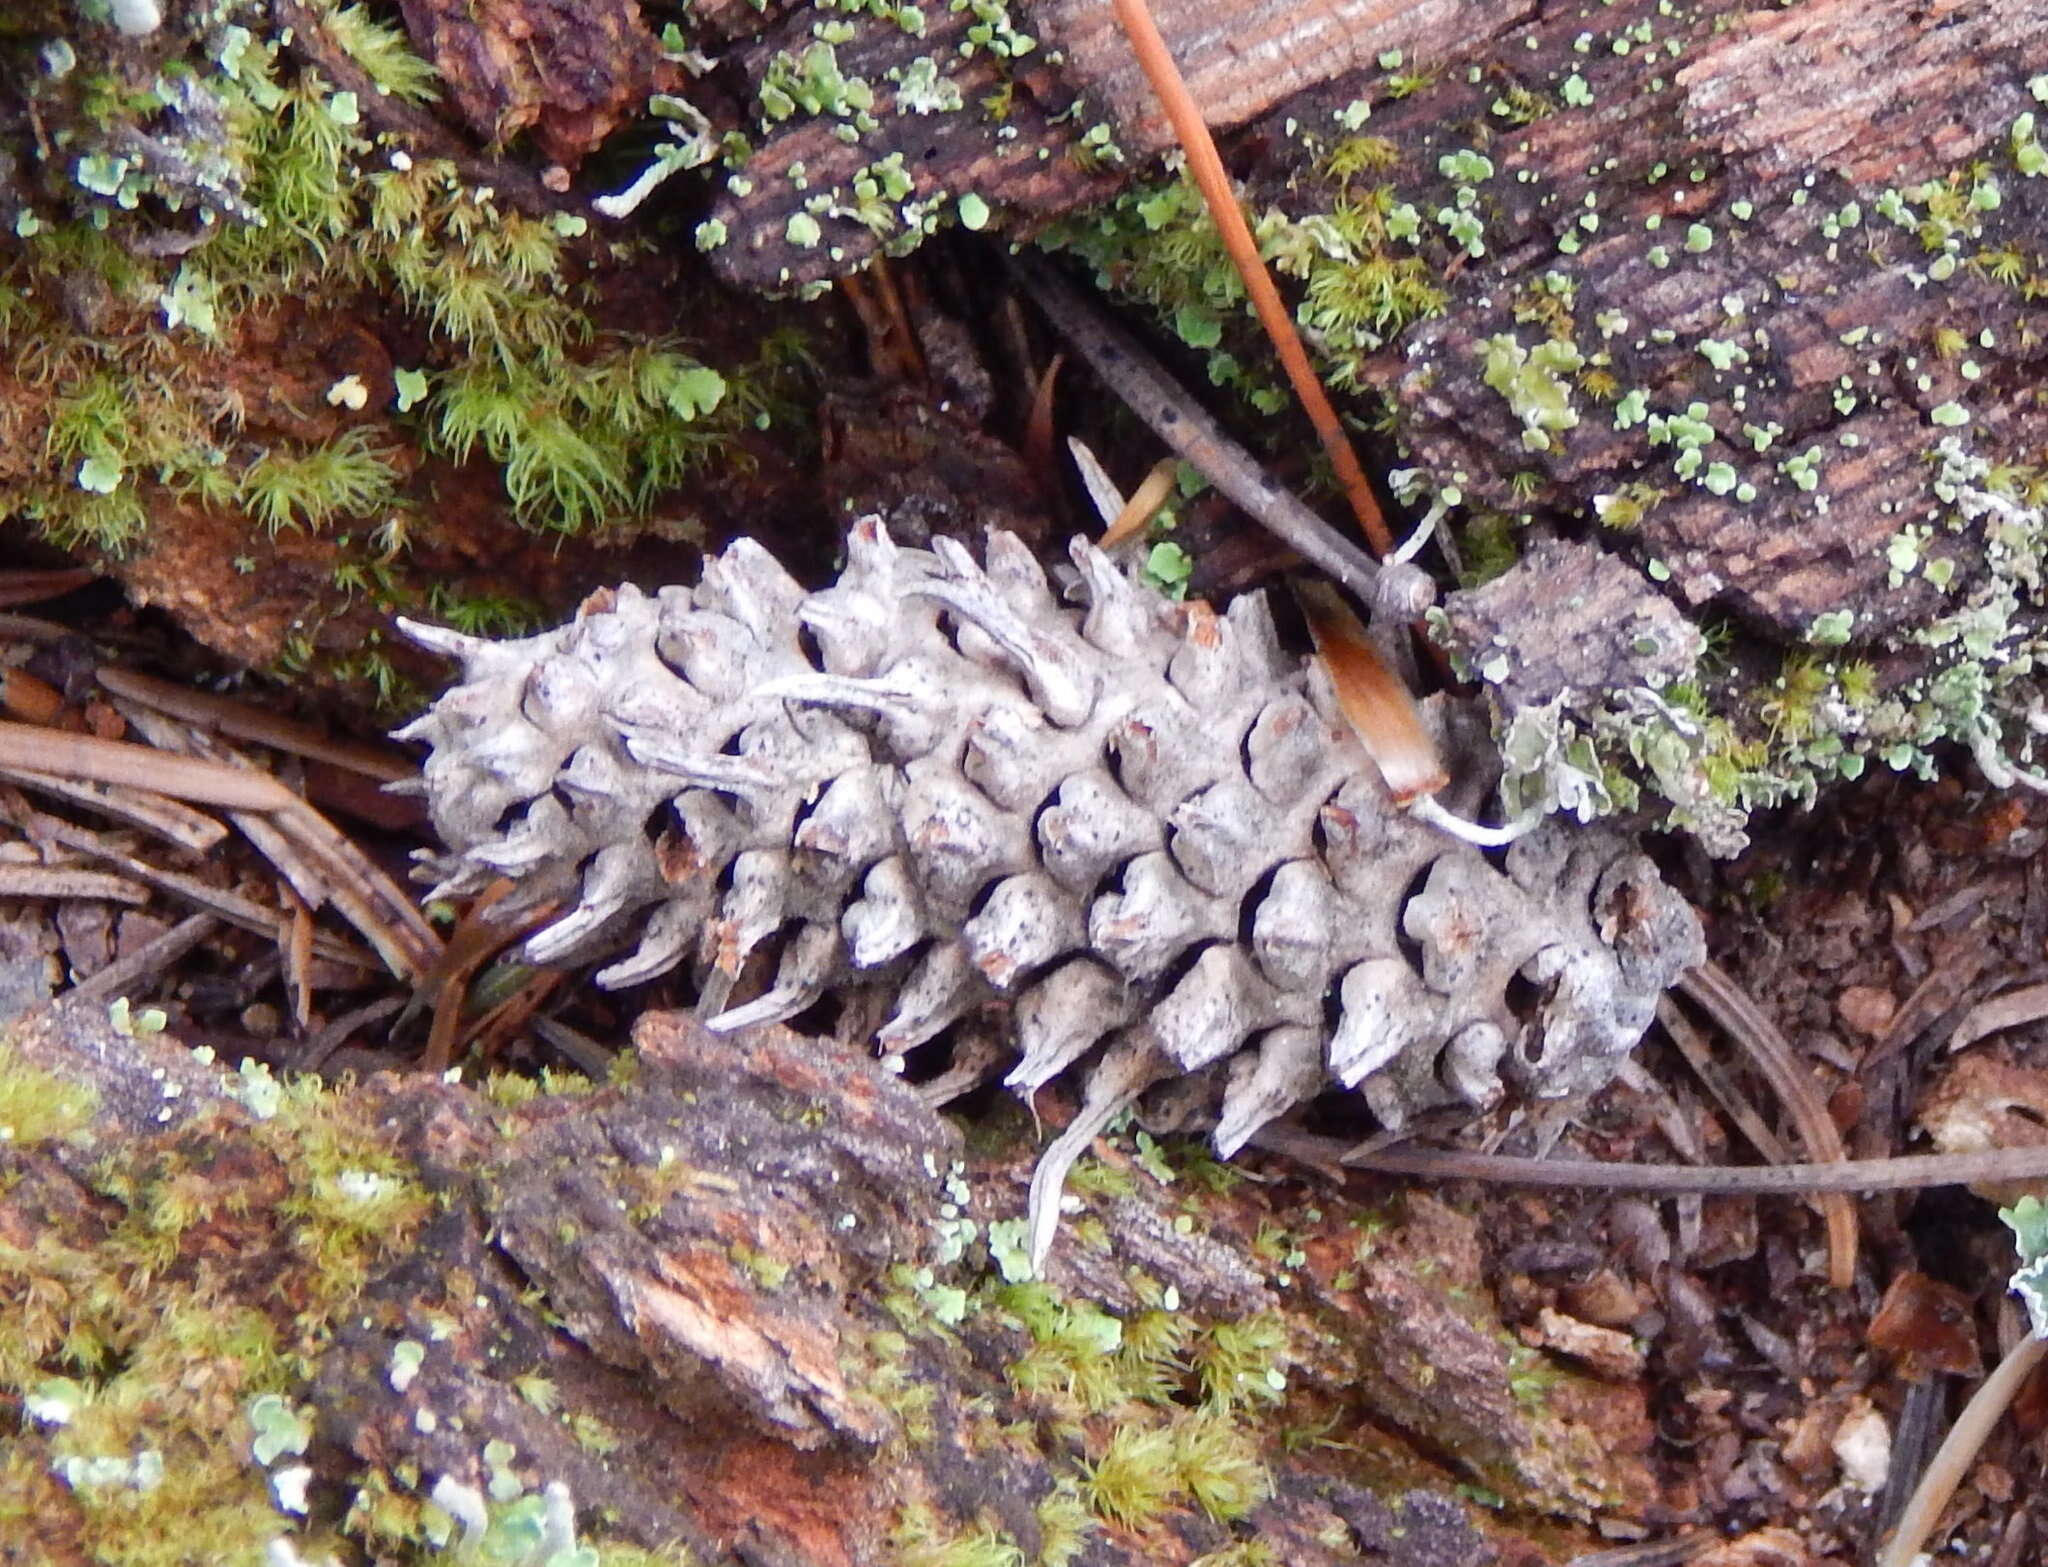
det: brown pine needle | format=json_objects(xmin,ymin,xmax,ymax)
[
  {"xmin": 0, "ymin": 721, "xmax": 301, "ymax": 812},
  {"xmin": 0, "ymin": 567, "xmax": 95, "ymax": 609},
  {"xmin": 1877, "ymin": 1332, "xmax": 2048, "ymax": 1567},
  {"xmin": 1110, "ymin": 0, "xmax": 1392, "ymax": 557},
  {"xmin": 1339, "ymin": 1142, "xmax": 2048, "ymax": 1194},
  {"xmin": 1677, "ymin": 962, "xmax": 1858, "ymax": 1289},
  {"xmin": 97, "ymin": 665, "xmax": 416, "ymax": 783},
  {"xmin": 1024, "ymin": 351, "xmax": 1066, "ymax": 480}
]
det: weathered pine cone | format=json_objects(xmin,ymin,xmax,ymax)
[{"xmin": 397, "ymin": 522, "xmax": 1701, "ymax": 1179}]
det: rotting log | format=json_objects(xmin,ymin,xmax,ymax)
[
  {"xmin": 690, "ymin": 0, "xmax": 2046, "ymax": 625},
  {"xmin": 0, "ymin": 999, "xmax": 1657, "ymax": 1564},
  {"xmin": 8, "ymin": 0, "xmax": 2045, "ymax": 818}
]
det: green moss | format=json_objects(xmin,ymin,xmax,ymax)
[
  {"xmin": 1039, "ymin": 165, "xmax": 1445, "ymax": 413},
  {"xmin": 1079, "ymin": 1425, "xmax": 1177, "ymax": 1530},
  {"xmin": 0, "ymin": 1050, "xmax": 442, "ymax": 1565},
  {"xmin": 892, "ymin": 1502, "xmax": 1027, "ymax": 1567},
  {"xmin": 0, "ymin": 3, "xmax": 795, "ymax": 707},
  {"xmin": 316, "ymin": 2, "xmax": 442, "ymax": 104},
  {"xmin": 430, "ymin": 345, "xmax": 730, "ymax": 532},
  {"xmin": 0, "ymin": 1043, "xmax": 97, "ymax": 1145},
  {"xmin": 1170, "ymin": 1413, "xmax": 1269, "ymax": 1521},
  {"xmin": 1192, "ymin": 1314, "xmax": 1290, "ymax": 1412},
  {"xmin": 238, "ymin": 428, "xmax": 401, "ymax": 535}
]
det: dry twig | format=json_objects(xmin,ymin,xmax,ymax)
[
  {"xmin": 1948, "ymin": 979, "xmax": 2048, "ymax": 1055},
  {"xmin": 0, "ymin": 721, "xmax": 301, "ymax": 813},
  {"xmin": 1009, "ymin": 256, "xmax": 1430, "ymax": 620},
  {"xmin": 0, "ymin": 717, "xmax": 437, "ymax": 982},
  {"xmin": 1657, "ymin": 995, "xmax": 1794, "ymax": 1163},
  {"xmin": 58, "ymin": 913, "xmax": 221, "ymax": 1011},
  {"xmin": 0, "ymin": 865, "xmax": 151, "ymax": 904},
  {"xmin": 114, "ymin": 707, "xmax": 439, "ymax": 981}
]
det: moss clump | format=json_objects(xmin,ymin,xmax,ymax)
[
  {"xmin": 868, "ymin": 1158, "xmax": 1293, "ymax": 1558},
  {"xmin": 892, "ymin": 1503, "xmax": 1030, "ymax": 1567},
  {"xmin": 0, "ymin": 1042, "xmax": 97, "ymax": 1145},
  {"xmin": 1040, "ymin": 168, "xmax": 1446, "ymax": 414},
  {"xmin": 0, "ymin": 1045, "xmax": 438, "ymax": 1566},
  {"xmin": 0, "ymin": 1, "xmax": 809, "ymax": 705}
]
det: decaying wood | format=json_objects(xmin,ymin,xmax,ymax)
[
  {"xmin": 684, "ymin": 0, "xmax": 2047, "ymax": 642},
  {"xmin": 1439, "ymin": 539, "xmax": 1703, "ymax": 713},
  {"xmin": 701, "ymin": 0, "xmax": 1535, "ymax": 289},
  {"xmin": 0, "ymin": 1001, "xmax": 1664, "ymax": 1564},
  {"xmin": 1035, "ymin": 0, "xmax": 1509, "ymax": 157},
  {"xmin": 395, "ymin": 0, "xmax": 665, "ymax": 167}
]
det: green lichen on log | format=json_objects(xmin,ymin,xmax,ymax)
[
  {"xmin": 0, "ymin": 995, "xmax": 1655, "ymax": 1565},
  {"xmin": 0, "ymin": 1007, "xmax": 433, "ymax": 1565},
  {"xmin": 998, "ymin": 0, "xmax": 2048, "ymax": 850}
]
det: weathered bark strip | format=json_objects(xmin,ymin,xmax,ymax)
[
  {"xmin": 1347, "ymin": 0, "xmax": 2048, "ymax": 636},
  {"xmin": 1676, "ymin": 0, "xmax": 2039, "ymax": 186},
  {"xmin": 1032, "ymin": 0, "xmax": 1536, "ymax": 159},
  {"xmin": 0, "ymin": 1001, "xmax": 1659, "ymax": 1564}
]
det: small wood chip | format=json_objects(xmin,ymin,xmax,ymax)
[
  {"xmin": 1529, "ymin": 1306, "xmax": 1645, "ymax": 1381},
  {"xmin": 59, "ymin": 912, "xmax": 219, "ymax": 1011},
  {"xmin": 1837, "ymin": 983, "xmax": 1899, "ymax": 1037},
  {"xmin": 0, "ymin": 865, "xmax": 152, "ymax": 904},
  {"xmin": 0, "ymin": 667, "xmax": 64, "ymax": 724}
]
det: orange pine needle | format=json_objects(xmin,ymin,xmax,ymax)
[{"xmin": 1110, "ymin": 0, "xmax": 1394, "ymax": 558}]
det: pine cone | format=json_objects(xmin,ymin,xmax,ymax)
[{"xmin": 398, "ymin": 522, "xmax": 1700, "ymax": 1259}]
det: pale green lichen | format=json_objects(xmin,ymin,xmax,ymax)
[
  {"xmin": 1479, "ymin": 333, "xmax": 1584, "ymax": 453},
  {"xmin": 1477, "ymin": 437, "xmax": 2048, "ymax": 854}
]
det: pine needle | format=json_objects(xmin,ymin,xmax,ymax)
[{"xmin": 1109, "ymin": 0, "xmax": 1393, "ymax": 556}]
